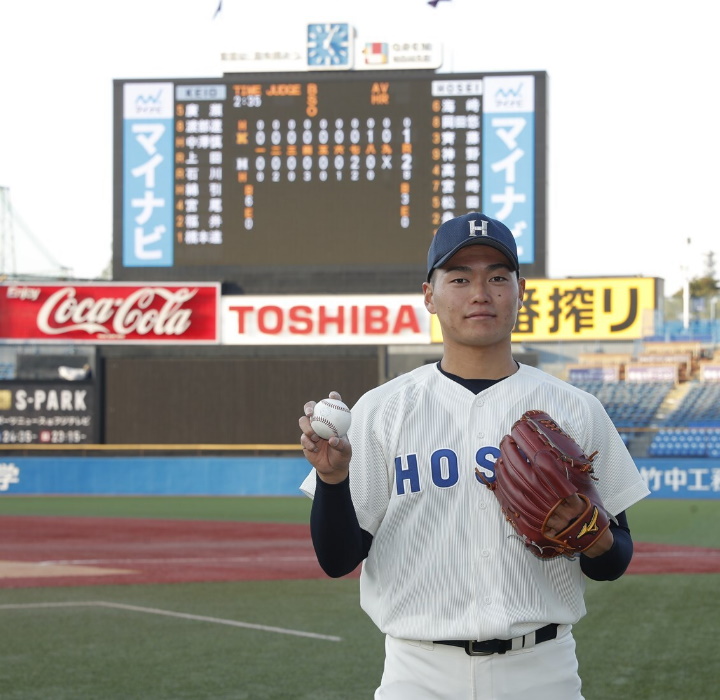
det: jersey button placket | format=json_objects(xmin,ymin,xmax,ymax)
[
  {"xmin": 475, "ymin": 397, "xmax": 485, "ymax": 459},
  {"xmin": 474, "ymin": 398, "xmax": 495, "ymax": 633}
]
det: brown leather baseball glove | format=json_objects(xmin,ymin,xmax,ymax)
[{"xmin": 481, "ymin": 410, "xmax": 610, "ymax": 559}]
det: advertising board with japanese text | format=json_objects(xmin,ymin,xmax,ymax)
[
  {"xmin": 636, "ymin": 459, "xmax": 720, "ymax": 499},
  {"xmin": 428, "ymin": 277, "xmax": 660, "ymax": 342},
  {"xmin": 511, "ymin": 277, "xmax": 660, "ymax": 341},
  {"xmin": 0, "ymin": 455, "xmax": 717, "ymax": 498},
  {"xmin": 0, "ymin": 283, "xmax": 220, "ymax": 344},
  {"xmin": 114, "ymin": 71, "xmax": 547, "ymax": 293},
  {"xmin": 0, "ymin": 382, "xmax": 99, "ymax": 445}
]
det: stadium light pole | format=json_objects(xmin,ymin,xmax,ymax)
[{"xmin": 682, "ymin": 237, "xmax": 691, "ymax": 332}]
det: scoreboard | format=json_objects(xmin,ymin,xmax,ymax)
[{"xmin": 113, "ymin": 71, "xmax": 547, "ymax": 293}]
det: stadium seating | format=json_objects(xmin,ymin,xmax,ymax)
[
  {"xmin": 647, "ymin": 382, "xmax": 720, "ymax": 457},
  {"xmin": 570, "ymin": 380, "xmax": 673, "ymax": 430},
  {"xmin": 648, "ymin": 427, "xmax": 720, "ymax": 458},
  {"xmin": 661, "ymin": 382, "xmax": 720, "ymax": 427}
]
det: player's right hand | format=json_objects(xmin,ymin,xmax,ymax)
[{"xmin": 299, "ymin": 390, "xmax": 352, "ymax": 484}]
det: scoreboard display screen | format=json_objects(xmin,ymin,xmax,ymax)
[{"xmin": 113, "ymin": 71, "xmax": 547, "ymax": 293}]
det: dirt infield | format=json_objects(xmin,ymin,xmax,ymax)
[
  {"xmin": 0, "ymin": 516, "xmax": 326, "ymax": 588},
  {"xmin": 1, "ymin": 516, "xmax": 718, "ymax": 588}
]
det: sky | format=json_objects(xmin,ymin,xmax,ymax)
[{"xmin": 0, "ymin": 0, "xmax": 716, "ymax": 296}]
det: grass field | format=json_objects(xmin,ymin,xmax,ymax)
[
  {"xmin": 0, "ymin": 496, "xmax": 718, "ymax": 699},
  {"xmin": 0, "ymin": 495, "xmax": 313, "ymax": 523}
]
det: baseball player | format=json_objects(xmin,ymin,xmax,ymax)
[{"xmin": 299, "ymin": 212, "xmax": 650, "ymax": 699}]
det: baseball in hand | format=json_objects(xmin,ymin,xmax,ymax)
[{"xmin": 311, "ymin": 398, "xmax": 352, "ymax": 440}]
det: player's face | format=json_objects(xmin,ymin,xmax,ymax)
[{"xmin": 423, "ymin": 245, "xmax": 525, "ymax": 354}]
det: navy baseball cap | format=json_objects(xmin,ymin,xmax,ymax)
[{"xmin": 426, "ymin": 212, "xmax": 519, "ymax": 281}]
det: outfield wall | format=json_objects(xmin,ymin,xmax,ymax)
[
  {"xmin": 0, "ymin": 456, "xmax": 719, "ymax": 499},
  {"xmin": 0, "ymin": 456, "xmax": 311, "ymax": 496}
]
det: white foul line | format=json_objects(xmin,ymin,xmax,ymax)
[
  {"xmin": 0, "ymin": 601, "xmax": 342, "ymax": 642},
  {"xmin": 36, "ymin": 555, "xmax": 317, "ymax": 566}
]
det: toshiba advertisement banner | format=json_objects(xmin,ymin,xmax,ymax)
[
  {"xmin": 0, "ymin": 283, "xmax": 220, "ymax": 343},
  {"xmin": 221, "ymin": 295, "xmax": 430, "ymax": 344}
]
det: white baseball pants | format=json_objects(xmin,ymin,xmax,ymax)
[{"xmin": 375, "ymin": 625, "xmax": 584, "ymax": 700}]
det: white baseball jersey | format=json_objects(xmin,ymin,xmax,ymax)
[{"xmin": 300, "ymin": 363, "xmax": 649, "ymax": 642}]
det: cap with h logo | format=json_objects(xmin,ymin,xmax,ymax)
[{"xmin": 426, "ymin": 212, "xmax": 519, "ymax": 281}]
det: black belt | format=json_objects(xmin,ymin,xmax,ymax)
[{"xmin": 434, "ymin": 623, "xmax": 559, "ymax": 656}]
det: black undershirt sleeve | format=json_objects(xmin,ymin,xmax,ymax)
[
  {"xmin": 579, "ymin": 510, "xmax": 633, "ymax": 581},
  {"xmin": 310, "ymin": 473, "xmax": 372, "ymax": 578},
  {"xmin": 311, "ymin": 471, "xmax": 634, "ymax": 581}
]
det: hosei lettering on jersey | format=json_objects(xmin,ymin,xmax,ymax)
[{"xmin": 394, "ymin": 445, "xmax": 500, "ymax": 494}]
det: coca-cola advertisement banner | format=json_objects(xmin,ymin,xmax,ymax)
[{"xmin": 0, "ymin": 283, "xmax": 220, "ymax": 343}]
